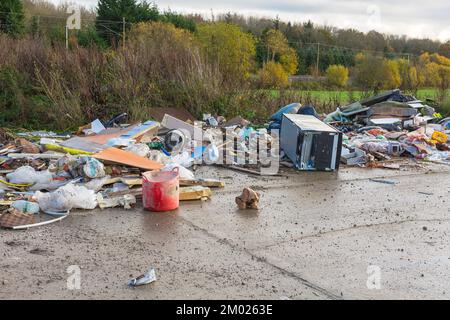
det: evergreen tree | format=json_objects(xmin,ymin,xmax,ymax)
[
  {"xmin": 161, "ymin": 11, "xmax": 197, "ymax": 33},
  {"xmin": 0, "ymin": 0, "xmax": 25, "ymax": 38},
  {"xmin": 96, "ymin": 0, "xmax": 159, "ymax": 44}
]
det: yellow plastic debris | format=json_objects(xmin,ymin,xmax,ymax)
[{"xmin": 432, "ymin": 131, "xmax": 448, "ymax": 144}]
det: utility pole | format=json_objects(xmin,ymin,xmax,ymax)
[
  {"xmin": 316, "ymin": 43, "xmax": 320, "ymax": 77},
  {"xmin": 65, "ymin": 26, "xmax": 69, "ymax": 51},
  {"xmin": 122, "ymin": 17, "xmax": 126, "ymax": 50}
]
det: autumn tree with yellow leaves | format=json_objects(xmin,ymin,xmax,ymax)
[
  {"xmin": 256, "ymin": 29, "xmax": 299, "ymax": 88},
  {"xmin": 417, "ymin": 53, "xmax": 450, "ymax": 91},
  {"xmin": 196, "ymin": 22, "xmax": 256, "ymax": 86},
  {"xmin": 258, "ymin": 61, "xmax": 290, "ymax": 88},
  {"xmin": 325, "ymin": 65, "xmax": 349, "ymax": 88}
]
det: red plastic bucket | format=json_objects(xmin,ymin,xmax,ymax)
[{"xmin": 142, "ymin": 168, "xmax": 180, "ymax": 212}]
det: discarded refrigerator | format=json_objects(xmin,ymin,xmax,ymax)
[{"xmin": 281, "ymin": 114, "xmax": 343, "ymax": 171}]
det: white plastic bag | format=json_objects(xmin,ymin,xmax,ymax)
[
  {"xmin": 161, "ymin": 163, "xmax": 194, "ymax": 180},
  {"xmin": 82, "ymin": 157, "xmax": 106, "ymax": 179},
  {"xmin": 204, "ymin": 144, "xmax": 219, "ymax": 164},
  {"xmin": 30, "ymin": 179, "xmax": 69, "ymax": 191},
  {"xmin": 7, "ymin": 166, "xmax": 53, "ymax": 185},
  {"xmin": 171, "ymin": 151, "xmax": 194, "ymax": 168},
  {"xmin": 149, "ymin": 150, "xmax": 171, "ymax": 165},
  {"xmin": 34, "ymin": 183, "xmax": 97, "ymax": 213},
  {"xmin": 83, "ymin": 176, "xmax": 110, "ymax": 192},
  {"xmin": 125, "ymin": 143, "xmax": 150, "ymax": 157}
]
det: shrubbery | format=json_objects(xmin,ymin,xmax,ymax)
[
  {"xmin": 325, "ymin": 65, "xmax": 349, "ymax": 88},
  {"xmin": 258, "ymin": 62, "xmax": 289, "ymax": 89},
  {"xmin": 0, "ymin": 25, "xmax": 309, "ymax": 130}
]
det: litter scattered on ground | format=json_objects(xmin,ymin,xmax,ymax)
[
  {"xmin": 320, "ymin": 89, "xmax": 450, "ymax": 169},
  {"xmin": 369, "ymin": 179, "xmax": 397, "ymax": 185},
  {"xmin": 12, "ymin": 215, "xmax": 68, "ymax": 230},
  {"xmin": 11, "ymin": 200, "xmax": 40, "ymax": 214},
  {"xmin": 0, "ymin": 209, "xmax": 35, "ymax": 229},
  {"xmin": 0, "ymin": 88, "xmax": 448, "ymax": 231},
  {"xmin": 128, "ymin": 268, "xmax": 157, "ymax": 287},
  {"xmin": 97, "ymin": 193, "xmax": 136, "ymax": 210}
]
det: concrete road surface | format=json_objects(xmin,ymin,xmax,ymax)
[{"xmin": 1, "ymin": 162, "xmax": 450, "ymax": 300}]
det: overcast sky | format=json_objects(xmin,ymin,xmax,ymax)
[{"xmin": 51, "ymin": 0, "xmax": 450, "ymax": 41}]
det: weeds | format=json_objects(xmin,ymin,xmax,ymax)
[{"xmin": 0, "ymin": 32, "xmax": 448, "ymax": 130}]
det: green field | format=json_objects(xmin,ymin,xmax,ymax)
[{"xmin": 270, "ymin": 88, "xmax": 450, "ymax": 105}]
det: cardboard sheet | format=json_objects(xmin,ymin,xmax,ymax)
[
  {"xmin": 161, "ymin": 114, "xmax": 203, "ymax": 139},
  {"xmin": 92, "ymin": 148, "xmax": 163, "ymax": 171}
]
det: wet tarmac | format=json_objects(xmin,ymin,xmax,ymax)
[{"xmin": 1, "ymin": 162, "xmax": 450, "ymax": 299}]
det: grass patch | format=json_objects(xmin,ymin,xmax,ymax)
[{"xmin": 268, "ymin": 88, "xmax": 450, "ymax": 105}]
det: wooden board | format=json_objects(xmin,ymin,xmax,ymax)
[
  {"xmin": 106, "ymin": 185, "xmax": 212, "ymax": 201},
  {"xmin": 106, "ymin": 177, "xmax": 225, "ymax": 188},
  {"xmin": 104, "ymin": 176, "xmax": 143, "ymax": 186},
  {"xmin": 148, "ymin": 107, "xmax": 196, "ymax": 123},
  {"xmin": 179, "ymin": 179, "xmax": 225, "ymax": 188},
  {"xmin": 93, "ymin": 148, "xmax": 163, "ymax": 171},
  {"xmin": 179, "ymin": 186, "xmax": 212, "ymax": 201}
]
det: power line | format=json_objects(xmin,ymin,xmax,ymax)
[
  {"xmin": 0, "ymin": 11, "xmax": 134, "ymax": 25},
  {"xmin": 97, "ymin": 23, "xmax": 122, "ymax": 36},
  {"xmin": 300, "ymin": 42, "xmax": 417, "ymax": 58},
  {"xmin": 0, "ymin": 11, "xmax": 428, "ymax": 59},
  {"xmin": 255, "ymin": 39, "xmax": 418, "ymax": 60}
]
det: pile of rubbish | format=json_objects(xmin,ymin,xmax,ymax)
[
  {"xmin": 0, "ymin": 110, "xmax": 275, "ymax": 229},
  {"xmin": 266, "ymin": 89, "xmax": 450, "ymax": 170},
  {"xmin": 0, "ymin": 89, "xmax": 449, "ymax": 229},
  {"xmin": 322, "ymin": 89, "xmax": 450, "ymax": 168}
]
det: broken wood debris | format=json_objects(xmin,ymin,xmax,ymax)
[{"xmin": 179, "ymin": 186, "xmax": 212, "ymax": 201}]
